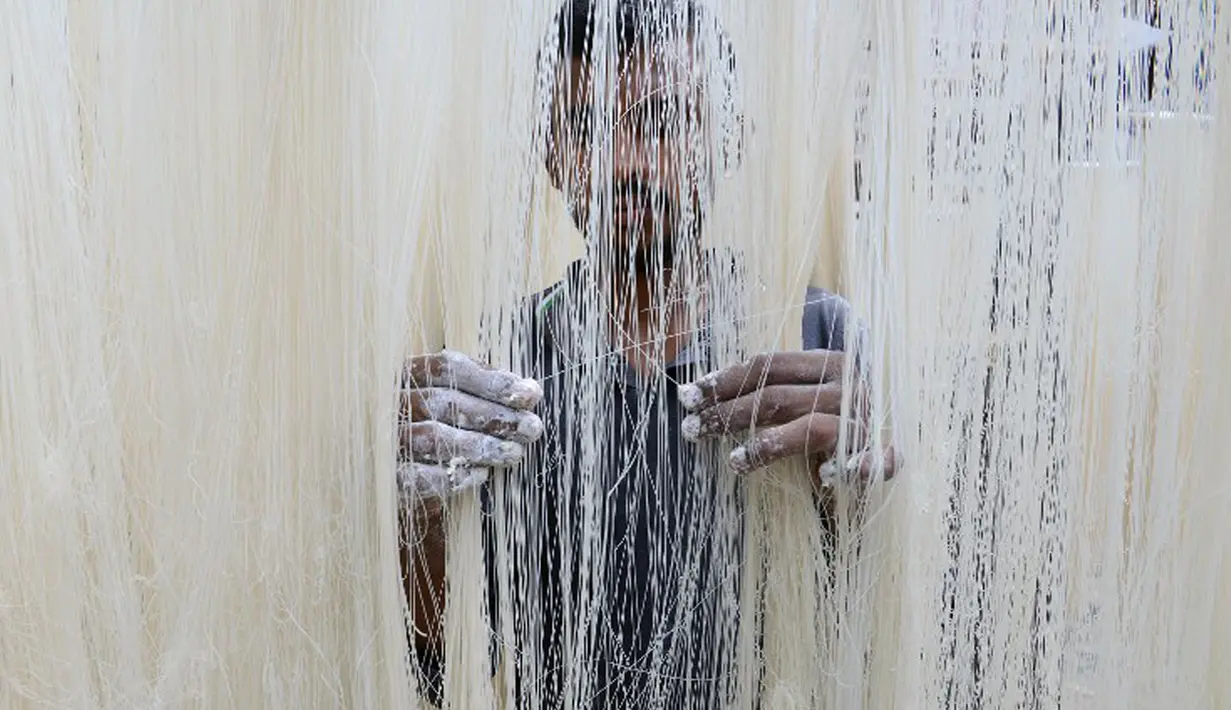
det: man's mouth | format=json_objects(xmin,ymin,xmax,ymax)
[
  {"xmin": 614, "ymin": 200, "xmax": 646, "ymax": 225},
  {"xmin": 612, "ymin": 194, "xmax": 660, "ymax": 227}
]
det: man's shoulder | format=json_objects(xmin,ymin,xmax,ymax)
[
  {"xmin": 530, "ymin": 280, "xmax": 569, "ymax": 319},
  {"xmin": 512, "ymin": 272, "xmax": 581, "ymax": 377},
  {"xmin": 523, "ymin": 260, "xmax": 584, "ymax": 321}
]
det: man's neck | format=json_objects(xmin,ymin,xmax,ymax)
[{"xmin": 603, "ymin": 263, "xmax": 697, "ymax": 379}]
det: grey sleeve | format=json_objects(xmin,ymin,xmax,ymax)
[{"xmin": 802, "ymin": 287, "xmax": 853, "ymax": 353}]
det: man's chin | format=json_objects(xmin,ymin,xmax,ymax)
[
  {"xmin": 572, "ymin": 212, "xmax": 681, "ymax": 272},
  {"xmin": 631, "ymin": 236, "xmax": 678, "ymax": 274}
]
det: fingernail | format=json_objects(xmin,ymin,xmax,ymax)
[
  {"xmin": 728, "ymin": 446, "xmax": 751, "ymax": 473},
  {"xmin": 485, "ymin": 440, "xmax": 525, "ymax": 466},
  {"xmin": 681, "ymin": 414, "xmax": 701, "ymax": 441},
  {"xmin": 506, "ymin": 378, "xmax": 543, "ymax": 409},
  {"xmin": 817, "ymin": 458, "xmax": 842, "ymax": 484},
  {"xmin": 449, "ymin": 467, "xmax": 489, "ymax": 492},
  {"xmin": 516, "ymin": 413, "xmax": 544, "ymax": 442},
  {"xmin": 678, "ymin": 384, "xmax": 703, "ymax": 411}
]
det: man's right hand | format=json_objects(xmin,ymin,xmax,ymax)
[{"xmin": 399, "ymin": 350, "xmax": 544, "ymax": 501}]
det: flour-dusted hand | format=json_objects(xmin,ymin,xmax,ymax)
[
  {"xmin": 679, "ymin": 350, "xmax": 896, "ymax": 483},
  {"xmin": 398, "ymin": 350, "xmax": 544, "ymax": 500}
]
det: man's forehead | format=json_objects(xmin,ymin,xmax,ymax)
[{"xmin": 560, "ymin": 51, "xmax": 704, "ymax": 107}]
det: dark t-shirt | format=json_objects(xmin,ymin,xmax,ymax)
[{"xmin": 418, "ymin": 260, "xmax": 850, "ymax": 708}]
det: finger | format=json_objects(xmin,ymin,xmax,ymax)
[
  {"xmin": 397, "ymin": 461, "xmax": 489, "ymax": 500},
  {"xmin": 405, "ymin": 350, "xmax": 542, "ymax": 410},
  {"xmin": 681, "ymin": 383, "xmax": 842, "ymax": 441},
  {"xmin": 817, "ymin": 446, "xmax": 898, "ymax": 484},
  {"xmin": 679, "ymin": 351, "xmax": 846, "ymax": 412},
  {"xmin": 403, "ymin": 387, "xmax": 544, "ymax": 444},
  {"xmin": 728, "ymin": 413, "xmax": 867, "ymax": 474},
  {"xmin": 857, "ymin": 446, "xmax": 899, "ymax": 481},
  {"xmin": 403, "ymin": 421, "xmax": 526, "ymax": 468},
  {"xmin": 851, "ymin": 379, "xmax": 873, "ymax": 426}
]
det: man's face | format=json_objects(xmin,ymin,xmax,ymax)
[{"xmin": 547, "ymin": 43, "xmax": 714, "ymax": 270}]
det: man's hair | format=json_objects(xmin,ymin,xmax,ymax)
[
  {"xmin": 551, "ymin": 0, "xmax": 731, "ymax": 68},
  {"xmin": 540, "ymin": 0, "xmax": 744, "ymax": 169}
]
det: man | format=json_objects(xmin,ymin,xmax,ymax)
[{"xmin": 400, "ymin": 1, "xmax": 895, "ymax": 706}]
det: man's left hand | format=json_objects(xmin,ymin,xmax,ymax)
[{"xmin": 679, "ymin": 350, "xmax": 897, "ymax": 484}]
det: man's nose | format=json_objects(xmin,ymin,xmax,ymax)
[{"xmin": 611, "ymin": 130, "xmax": 656, "ymax": 185}]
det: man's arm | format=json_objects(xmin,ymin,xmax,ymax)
[
  {"xmin": 396, "ymin": 351, "xmax": 543, "ymax": 676},
  {"xmin": 402, "ymin": 498, "xmax": 447, "ymax": 656}
]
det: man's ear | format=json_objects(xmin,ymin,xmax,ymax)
[{"xmin": 544, "ymin": 128, "xmax": 566, "ymax": 190}]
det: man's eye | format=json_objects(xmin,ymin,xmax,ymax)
[
  {"xmin": 655, "ymin": 110, "xmax": 679, "ymax": 138},
  {"xmin": 567, "ymin": 107, "xmax": 594, "ymax": 144},
  {"xmin": 648, "ymin": 103, "xmax": 696, "ymax": 139}
]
